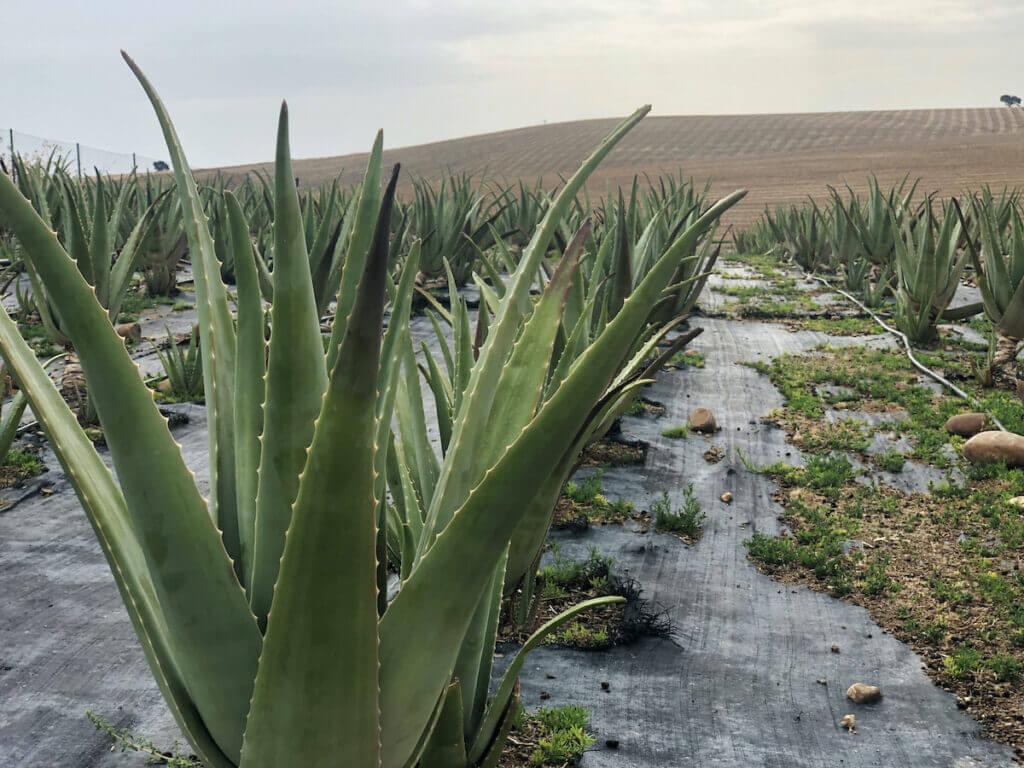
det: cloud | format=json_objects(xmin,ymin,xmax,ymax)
[{"xmin": 6, "ymin": 0, "xmax": 1024, "ymax": 166}]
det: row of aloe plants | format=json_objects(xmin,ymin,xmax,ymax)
[
  {"xmin": 0, "ymin": 53, "xmax": 744, "ymax": 767},
  {"xmin": 735, "ymin": 179, "xmax": 1024, "ymax": 362},
  {"xmin": 1, "ymin": 145, "xmax": 724, "ymax": 336}
]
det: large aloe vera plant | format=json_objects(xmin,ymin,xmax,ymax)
[
  {"xmin": 0, "ymin": 54, "xmax": 743, "ymax": 768},
  {"xmin": 893, "ymin": 201, "xmax": 966, "ymax": 343},
  {"xmin": 962, "ymin": 197, "xmax": 1024, "ymax": 340}
]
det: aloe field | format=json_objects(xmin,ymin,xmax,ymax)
[{"xmin": 4, "ymin": 53, "xmax": 1024, "ymax": 768}]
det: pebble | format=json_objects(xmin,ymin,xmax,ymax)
[{"xmin": 846, "ymin": 683, "xmax": 882, "ymax": 704}]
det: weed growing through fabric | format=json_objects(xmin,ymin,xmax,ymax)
[
  {"xmin": 661, "ymin": 424, "xmax": 690, "ymax": 439},
  {"xmin": 117, "ymin": 292, "xmax": 175, "ymax": 323},
  {"xmin": 652, "ymin": 486, "xmax": 705, "ymax": 539},
  {"xmin": 527, "ymin": 705, "xmax": 595, "ymax": 766},
  {"xmin": 669, "ymin": 349, "xmax": 705, "ymax": 369},
  {"xmin": 876, "ymin": 449, "xmax": 906, "ymax": 473},
  {"xmin": 4, "ymin": 449, "xmax": 43, "ymax": 477},
  {"xmin": 558, "ymin": 471, "xmax": 635, "ymax": 525},
  {"xmin": 755, "ymin": 454, "xmax": 856, "ymax": 498},
  {"xmin": 87, "ymin": 711, "xmax": 200, "ymax": 767}
]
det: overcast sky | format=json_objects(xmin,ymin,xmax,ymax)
[{"xmin": 6, "ymin": 1, "xmax": 1024, "ymax": 167}]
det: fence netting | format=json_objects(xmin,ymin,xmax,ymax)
[{"xmin": 1, "ymin": 129, "xmax": 166, "ymax": 176}]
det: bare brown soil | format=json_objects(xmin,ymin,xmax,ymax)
[{"xmin": 203, "ymin": 107, "xmax": 1024, "ymax": 228}]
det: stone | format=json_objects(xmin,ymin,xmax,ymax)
[
  {"xmin": 962, "ymin": 431, "xmax": 1024, "ymax": 468},
  {"xmin": 1009, "ymin": 497, "xmax": 1024, "ymax": 510},
  {"xmin": 115, "ymin": 322, "xmax": 142, "ymax": 343},
  {"xmin": 156, "ymin": 378, "xmax": 174, "ymax": 394},
  {"xmin": 846, "ymin": 683, "xmax": 882, "ymax": 705},
  {"xmin": 688, "ymin": 407, "xmax": 718, "ymax": 433},
  {"xmin": 720, "ymin": 492, "xmax": 733, "ymax": 504},
  {"xmin": 841, "ymin": 714, "xmax": 856, "ymax": 732},
  {"xmin": 703, "ymin": 446, "xmax": 725, "ymax": 464},
  {"xmin": 945, "ymin": 412, "xmax": 987, "ymax": 437}
]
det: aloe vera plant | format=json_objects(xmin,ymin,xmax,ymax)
[
  {"xmin": 957, "ymin": 196, "xmax": 1024, "ymax": 374},
  {"xmin": 893, "ymin": 200, "xmax": 966, "ymax": 343},
  {"xmin": 157, "ymin": 325, "xmax": 203, "ymax": 401},
  {"xmin": 0, "ymin": 53, "xmax": 737, "ymax": 768},
  {"xmin": 763, "ymin": 202, "xmax": 832, "ymax": 272},
  {"xmin": 6, "ymin": 160, "xmax": 156, "ymax": 343},
  {"xmin": 407, "ymin": 173, "xmax": 503, "ymax": 286}
]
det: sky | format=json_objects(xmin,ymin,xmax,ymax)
[{"xmin": 5, "ymin": 0, "xmax": 1024, "ymax": 168}]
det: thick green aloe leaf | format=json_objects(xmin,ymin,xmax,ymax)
[
  {"xmin": 107, "ymin": 199, "xmax": 157, "ymax": 321},
  {"xmin": 325, "ymin": 131, "xmax": 383, "ymax": 370},
  {"xmin": 475, "ymin": 222, "xmax": 585, "ymax": 475},
  {"xmin": 0, "ymin": 306, "xmax": 237, "ymax": 768},
  {"xmin": 249, "ymin": 104, "xmax": 330, "ymax": 625},
  {"xmin": 375, "ymin": 243, "xmax": 420, "ymax": 504},
  {"xmin": 395, "ymin": 323, "xmax": 440, "ymax": 514},
  {"xmin": 241, "ymin": 166, "xmax": 398, "ymax": 768},
  {"xmin": 123, "ymin": 52, "xmax": 241, "ymax": 566},
  {"xmin": 0, "ymin": 165, "xmax": 261, "ymax": 763},
  {"xmin": 419, "ymin": 683, "xmax": 468, "ymax": 768},
  {"xmin": 0, "ymin": 389, "xmax": 27, "ymax": 459},
  {"xmin": 225, "ymin": 192, "xmax": 266, "ymax": 592},
  {"xmin": 468, "ymin": 596, "xmax": 624, "ymax": 763},
  {"xmin": 461, "ymin": 549, "xmax": 507, "ymax": 740},
  {"xmin": 62, "ymin": 184, "xmax": 94, "ymax": 285},
  {"xmin": 422, "ymin": 106, "xmax": 651, "ymax": 548}
]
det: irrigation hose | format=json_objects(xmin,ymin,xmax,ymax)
[{"xmin": 803, "ymin": 271, "xmax": 1008, "ymax": 433}]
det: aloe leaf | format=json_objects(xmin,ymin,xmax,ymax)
[
  {"xmin": 249, "ymin": 104, "xmax": 330, "ymax": 625},
  {"xmin": 0, "ymin": 306, "xmax": 237, "ymax": 768},
  {"xmin": 325, "ymin": 131, "xmax": 383, "ymax": 370},
  {"xmin": 396, "ymin": 323, "xmax": 440, "ymax": 514},
  {"xmin": 0, "ymin": 164, "xmax": 261, "ymax": 763},
  {"xmin": 468, "ymin": 596, "xmax": 624, "ymax": 763},
  {"xmin": 420, "ymin": 342, "xmax": 454, "ymax": 452},
  {"xmin": 89, "ymin": 173, "xmax": 112, "ymax": 308},
  {"xmin": 419, "ymin": 683, "xmax": 468, "ymax": 768},
  {"xmin": 107, "ymin": 199, "xmax": 157, "ymax": 321},
  {"xmin": 462, "ymin": 549, "xmax": 507, "ymax": 739},
  {"xmin": 0, "ymin": 389, "xmax": 27, "ymax": 458},
  {"xmin": 374, "ymin": 241, "xmax": 420, "ymax": 515},
  {"xmin": 123, "ymin": 52, "xmax": 240, "ymax": 566},
  {"xmin": 475, "ymin": 222, "xmax": 586, "ymax": 474},
  {"xmin": 226, "ymin": 192, "xmax": 266, "ymax": 591},
  {"xmin": 241, "ymin": 166, "xmax": 398, "ymax": 768},
  {"xmin": 422, "ymin": 107, "xmax": 651, "ymax": 548}
]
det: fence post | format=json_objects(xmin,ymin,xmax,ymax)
[
  {"xmin": 132, "ymin": 152, "xmax": 137, "ymax": 172},
  {"xmin": 76, "ymin": 142, "xmax": 82, "ymax": 178}
]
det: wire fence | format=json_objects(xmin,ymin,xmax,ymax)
[{"xmin": 1, "ymin": 128, "xmax": 167, "ymax": 177}]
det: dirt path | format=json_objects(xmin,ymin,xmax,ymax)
[{"xmin": 0, "ymin": 317, "xmax": 1016, "ymax": 766}]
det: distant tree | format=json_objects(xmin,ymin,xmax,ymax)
[
  {"xmin": 153, "ymin": 160, "xmax": 170, "ymax": 171},
  {"xmin": 1000, "ymin": 94, "xmax": 1021, "ymax": 107}
]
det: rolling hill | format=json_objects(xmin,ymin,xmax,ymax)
[{"xmin": 205, "ymin": 107, "xmax": 1024, "ymax": 227}]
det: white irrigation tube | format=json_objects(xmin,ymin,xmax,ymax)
[{"xmin": 804, "ymin": 271, "xmax": 1008, "ymax": 433}]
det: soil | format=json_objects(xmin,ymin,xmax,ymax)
[{"xmin": 204, "ymin": 108, "xmax": 1024, "ymax": 231}]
